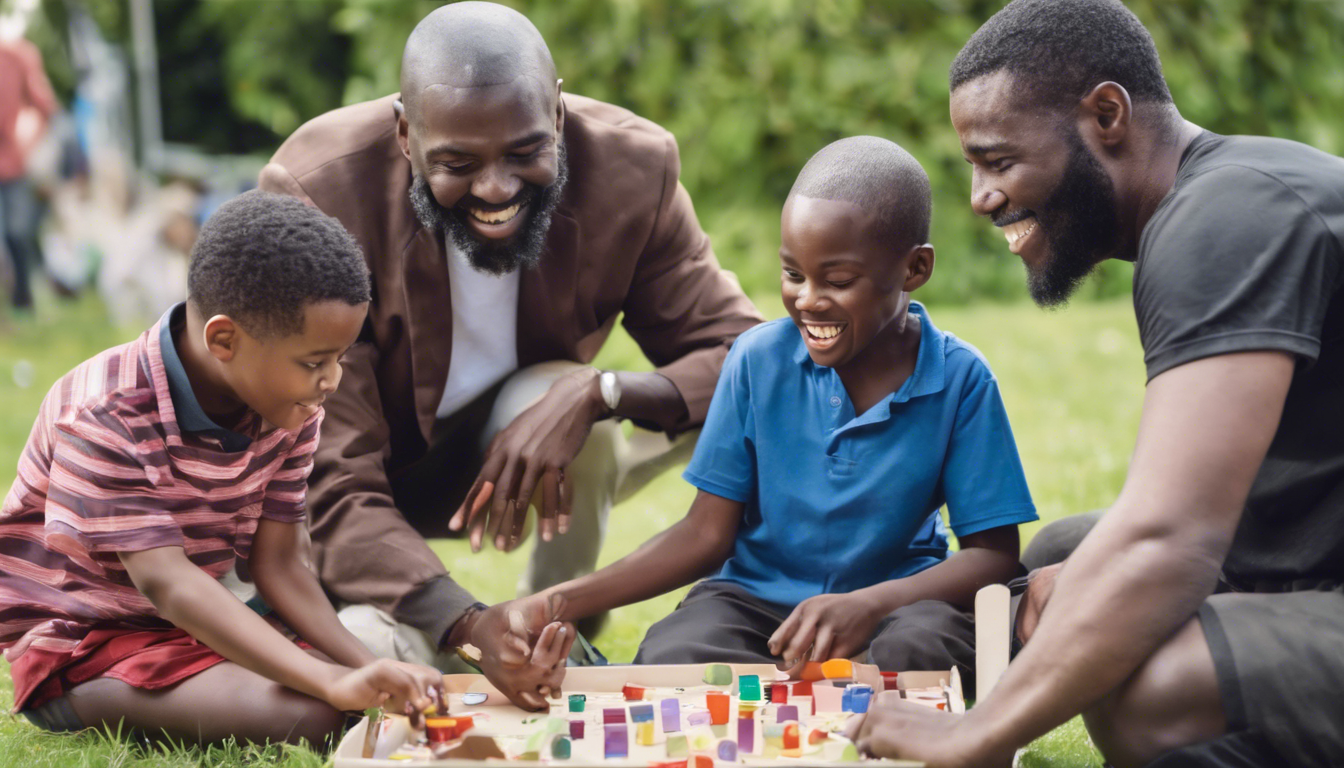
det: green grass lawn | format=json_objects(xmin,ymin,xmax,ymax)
[{"xmin": 0, "ymin": 290, "xmax": 1138, "ymax": 766}]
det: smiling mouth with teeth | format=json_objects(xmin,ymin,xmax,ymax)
[
  {"xmin": 1002, "ymin": 216, "xmax": 1039, "ymax": 246},
  {"xmin": 467, "ymin": 201, "xmax": 525, "ymax": 225},
  {"xmin": 805, "ymin": 324, "xmax": 846, "ymax": 340}
]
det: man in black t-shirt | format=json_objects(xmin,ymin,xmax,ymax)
[{"xmin": 847, "ymin": 2, "xmax": 1344, "ymax": 767}]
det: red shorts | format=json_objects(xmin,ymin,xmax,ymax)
[{"xmin": 11, "ymin": 625, "xmax": 308, "ymax": 712}]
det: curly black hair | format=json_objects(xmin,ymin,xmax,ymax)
[
  {"xmin": 187, "ymin": 189, "xmax": 371, "ymax": 338},
  {"xmin": 950, "ymin": 0, "xmax": 1172, "ymax": 108},
  {"xmin": 790, "ymin": 136, "xmax": 932, "ymax": 252}
]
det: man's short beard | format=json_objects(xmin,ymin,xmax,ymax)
[
  {"xmin": 1023, "ymin": 130, "xmax": 1119, "ymax": 307},
  {"xmin": 409, "ymin": 145, "xmax": 570, "ymax": 276}
]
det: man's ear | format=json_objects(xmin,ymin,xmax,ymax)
[
  {"xmin": 903, "ymin": 244, "xmax": 935, "ymax": 293},
  {"xmin": 395, "ymin": 100, "xmax": 413, "ymax": 163},
  {"xmin": 554, "ymin": 78, "xmax": 565, "ymax": 136},
  {"xmin": 1079, "ymin": 81, "xmax": 1131, "ymax": 150},
  {"xmin": 203, "ymin": 315, "xmax": 241, "ymax": 363}
]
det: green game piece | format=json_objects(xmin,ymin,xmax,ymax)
[
  {"xmin": 568, "ymin": 694, "xmax": 586, "ymax": 713},
  {"xmin": 703, "ymin": 663, "xmax": 734, "ymax": 686},
  {"xmin": 551, "ymin": 736, "xmax": 572, "ymax": 760},
  {"xmin": 738, "ymin": 674, "xmax": 762, "ymax": 701},
  {"xmin": 839, "ymin": 743, "xmax": 860, "ymax": 762},
  {"xmin": 666, "ymin": 734, "xmax": 689, "ymax": 758},
  {"xmin": 546, "ymin": 718, "xmax": 567, "ymax": 735}
]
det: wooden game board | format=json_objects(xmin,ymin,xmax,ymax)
[{"xmin": 333, "ymin": 663, "xmax": 963, "ymax": 768}]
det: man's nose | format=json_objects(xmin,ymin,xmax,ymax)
[
  {"xmin": 970, "ymin": 168, "xmax": 1006, "ymax": 218},
  {"xmin": 470, "ymin": 163, "xmax": 523, "ymax": 205}
]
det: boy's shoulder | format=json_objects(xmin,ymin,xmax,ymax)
[
  {"xmin": 45, "ymin": 329, "xmax": 162, "ymax": 440},
  {"xmin": 730, "ymin": 317, "xmax": 802, "ymax": 358}
]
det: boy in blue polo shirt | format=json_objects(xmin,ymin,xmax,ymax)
[{"xmin": 539, "ymin": 137, "xmax": 1035, "ymax": 684}]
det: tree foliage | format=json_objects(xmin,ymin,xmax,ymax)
[{"xmin": 28, "ymin": 0, "xmax": 1344, "ymax": 302}]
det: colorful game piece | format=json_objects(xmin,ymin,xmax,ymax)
[
  {"xmin": 737, "ymin": 703, "xmax": 758, "ymax": 719},
  {"xmin": 717, "ymin": 739, "xmax": 738, "ymax": 762},
  {"xmin": 705, "ymin": 692, "xmax": 730, "ymax": 725},
  {"xmin": 631, "ymin": 704, "xmax": 655, "ymax": 723},
  {"xmin": 821, "ymin": 659, "xmax": 853, "ymax": 679},
  {"xmin": 812, "ymin": 684, "xmax": 844, "ymax": 712},
  {"xmin": 799, "ymin": 661, "xmax": 826, "ymax": 681},
  {"xmin": 603, "ymin": 707, "xmax": 626, "ymax": 724},
  {"xmin": 451, "ymin": 715, "xmax": 475, "ymax": 738},
  {"xmin": 568, "ymin": 693, "xmax": 586, "ymax": 712},
  {"xmin": 638, "ymin": 721, "xmax": 657, "ymax": 746},
  {"xmin": 791, "ymin": 680, "xmax": 813, "ymax": 697},
  {"xmin": 666, "ymin": 733, "xmax": 689, "ymax": 757},
  {"xmin": 737, "ymin": 674, "xmax": 762, "ymax": 701},
  {"xmin": 775, "ymin": 705, "xmax": 799, "ymax": 722},
  {"xmin": 425, "ymin": 716, "xmax": 456, "ymax": 744},
  {"xmin": 763, "ymin": 723, "xmax": 786, "ymax": 746},
  {"xmin": 703, "ymin": 663, "xmax": 734, "ymax": 686},
  {"xmin": 842, "ymin": 684, "xmax": 873, "ymax": 713},
  {"xmin": 461, "ymin": 692, "xmax": 488, "ymax": 706},
  {"xmin": 693, "ymin": 755, "xmax": 715, "ymax": 768},
  {"xmin": 769, "ymin": 683, "xmax": 788, "ymax": 704},
  {"xmin": 604, "ymin": 724, "xmax": 629, "ymax": 759},
  {"xmin": 624, "ymin": 683, "xmax": 650, "ymax": 701},
  {"xmin": 652, "ymin": 762, "xmax": 688, "ymax": 768},
  {"xmin": 551, "ymin": 736, "xmax": 572, "ymax": 760},
  {"xmin": 736, "ymin": 716, "xmax": 755, "ymax": 754},
  {"xmin": 881, "ymin": 671, "xmax": 900, "ymax": 691},
  {"xmin": 568, "ymin": 720, "xmax": 585, "ymax": 740},
  {"xmin": 689, "ymin": 725, "xmax": 716, "ymax": 751},
  {"xmin": 808, "ymin": 728, "xmax": 828, "ymax": 745},
  {"xmin": 783, "ymin": 723, "xmax": 800, "ymax": 750},
  {"xmin": 661, "ymin": 698, "xmax": 682, "ymax": 732},
  {"xmin": 687, "ymin": 710, "xmax": 712, "ymax": 727}
]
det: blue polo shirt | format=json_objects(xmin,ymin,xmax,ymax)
[{"xmin": 684, "ymin": 303, "xmax": 1037, "ymax": 608}]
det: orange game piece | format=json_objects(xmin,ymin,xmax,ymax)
[
  {"xmin": 650, "ymin": 761, "xmax": 688, "ymax": 768},
  {"xmin": 782, "ymin": 723, "xmax": 800, "ymax": 750},
  {"xmin": 808, "ymin": 728, "xmax": 828, "ymax": 745},
  {"xmin": 791, "ymin": 680, "xmax": 813, "ymax": 697},
  {"xmin": 452, "ymin": 715, "xmax": 475, "ymax": 738},
  {"xmin": 820, "ymin": 659, "xmax": 853, "ymax": 679},
  {"xmin": 693, "ymin": 755, "xmax": 715, "ymax": 768},
  {"xmin": 799, "ymin": 662, "xmax": 825, "ymax": 681},
  {"xmin": 706, "ymin": 692, "xmax": 730, "ymax": 725}
]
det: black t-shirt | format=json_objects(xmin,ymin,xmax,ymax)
[{"xmin": 1134, "ymin": 131, "xmax": 1344, "ymax": 590}]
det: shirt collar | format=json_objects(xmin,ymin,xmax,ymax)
[
  {"xmin": 158, "ymin": 303, "xmax": 253, "ymax": 452},
  {"xmin": 790, "ymin": 300, "xmax": 948, "ymax": 402}
]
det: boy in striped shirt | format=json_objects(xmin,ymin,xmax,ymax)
[{"xmin": 0, "ymin": 191, "xmax": 569, "ymax": 747}]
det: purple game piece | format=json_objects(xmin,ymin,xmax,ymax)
[
  {"xmin": 603, "ymin": 707, "xmax": 626, "ymax": 724},
  {"xmin": 661, "ymin": 698, "xmax": 681, "ymax": 733},
  {"xmin": 569, "ymin": 720, "xmax": 585, "ymax": 739},
  {"xmin": 737, "ymin": 716, "xmax": 754, "ymax": 754},
  {"xmin": 775, "ymin": 705, "xmax": 799, "ymax": 723},
  {"xmin": 604, "ymin": 724, "xmax": 629, "ymax": 758},
  {"xmin": 718, "ymin": 740, "xmax": 739, "ymax": 761},
  {"xmin": 687, "ymin": 710, "xmax": 712, "ymax": 727}
]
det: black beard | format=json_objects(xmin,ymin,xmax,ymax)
[
  {"xmin": 1019, "ymin": 130, "xmax": 1119, "ymax": 307},
  {"xmin": 409, "ymin": 145, "xmax": 569, "ymax": 276}
]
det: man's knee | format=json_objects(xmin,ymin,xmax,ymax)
[
  {"xmin": 867, "ymin": 601, "xmax": 974, "ymax": 683},
  {"xmin": 1021, "ymin": 510, "xmax": 1104, "ymax": 571}
]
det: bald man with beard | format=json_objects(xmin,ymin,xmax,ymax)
[{"xmin": 258, "ymin": 2, "xmax": 761, "ymax": 682}]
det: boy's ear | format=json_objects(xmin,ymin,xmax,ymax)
[
  {"xmin": 902, "ymin": 244, "xmax": 935, "ymax": 292},
  {"xmin": 203, "ymin": 315, "xmax": 241, "ymax": 363}
]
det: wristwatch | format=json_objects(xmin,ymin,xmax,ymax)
[{"xmin": 598, "ymin": 370, "xmax": 622, "ymax": 416}]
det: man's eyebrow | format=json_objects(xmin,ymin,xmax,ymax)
[
  {"xmin": 303, "ymin": 346, "xmax": 346, "ymax": 356},
  {"xmin": 423, "ymin": 131, "xmax": 552, "ymax": 158},
  {"xmin": 964, "ymin": 141, "xmax": 1011, "ymax": 156}
]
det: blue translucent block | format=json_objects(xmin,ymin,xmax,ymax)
[
  {"xmin": 660, "ymin": 698, "xmax": 681, "ymax": 732},
  {"xmin": 630, "ymin": 704, "xmax": 655, "ymax": 723},
  {"xmin": 604, "ymin": 724, "xmax": 629, "ymax": 759},
  {"xmin": 718, "ymin": 740, "xmax": 739, "ymax": 761}
]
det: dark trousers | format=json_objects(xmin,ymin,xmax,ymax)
[
  {"xmin": 633, "ymin": 581, "xmax": 977, "ymax": 691},
  {"xmin": 0, "ymin": 178, "xmax": 40, "ymax": 309}
]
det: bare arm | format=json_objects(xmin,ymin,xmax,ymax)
[
  {"xmin": 770, "ymin": 526, "xmax": 1020, "ymax": 664},
  {"xmin": 250, "ymin": 517, "xmax": 378, "ymax": 669},
  {"xmin": 539, "ymin": 489, "xmax": 743, "ymax": 622},
  {"xmin": 120, "ymin": 546, "xmax": 440, "ymax": 712}
]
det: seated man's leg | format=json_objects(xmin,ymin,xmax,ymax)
[
  {"xmin": 634, "ymin": 581, "xmax": 788, "ymax": 665},
  {"xmin": 1020, "ymin": 509, "xmax": 1105, "ymax": 571},
  {"xmin": 481, "ymin": 361, "xmax": 696, "ymax": 598},
  {"xmin": 866, "ymin": 600, "xmax": 976, "ymax": 690},
  {"xmin": 1084, "ymin": 588, "xmax": 1344, "ymax": 768}
]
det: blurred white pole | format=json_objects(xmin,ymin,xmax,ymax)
[{"xmin": 129, "ymin": 0, "xmax": 164, "ymax": 175}]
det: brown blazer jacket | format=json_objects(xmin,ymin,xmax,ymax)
[{"xmin": 259, "ymin": 93, "xmax": 762, "ymax": 640}]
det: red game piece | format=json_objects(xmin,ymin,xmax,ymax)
[
  {"xmin": 881, "ymin": 672, "xmax": 900, "ymax": 691},
  {"xmin": 650, "ymin": 762, "xmax": 688, "ymax": 768},
  {"xmin": 451, "ymin": 715, "xmax": 475, "ymax": 738},
  {"xmin": 791, "ymin": 680, "xmax": 813, "ymax": 697},
  {"xmin": 623, "ymin": 684, "xmax": 649, "ymax": 701},
  {"xmin": 693, "ymin": 755, "xmax": 715, "ymax": 768},
  {"xmin": 808, "ymin": 728, "xmax": 828, "ymax": 745},
  {"xmin": 769, "ymin": 683, "xmax": 788, "ymax": 704},
  {"xmin": 706, "ymin": 692, "xmax": 730, "ymax": 725},
  {"xmin": 783, "ymin": 723, "xmax": 800, "ymax": 750},
  {"xmin": 799, "ymin": 661, "xmax": 825, "ymax": 681}
]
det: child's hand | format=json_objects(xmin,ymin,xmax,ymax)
[
  {"xmin": 320, "ymin": 658, "xmax": 443, "ymax": 714},
  {"xmin": 470, "ymin": 593, "xmax": 574, "ymax": 711},
  {"xmin": 768, "ymin": 591, "xmax": 883, "ymax": 669}
]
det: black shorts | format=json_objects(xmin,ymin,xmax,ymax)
[{"xmin": 1194, "ymin": 585, "xmax": 1344, "ymax": 767}]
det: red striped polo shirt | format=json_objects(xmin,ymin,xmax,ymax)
[{"xmin": 0, "ymin": 308, "xmax": 320, "ymax": 669}]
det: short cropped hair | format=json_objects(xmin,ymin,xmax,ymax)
[
  {"xmin": 187, "ymin": 189, "xmax": 371, "ymax": 338},
  {"xmin": 950, "ymin": 0, "xmax": 1172, "ymax": 107},
  {"xmin": 790, "ymin": 136, "xmax": 932, "ymax": 250}
]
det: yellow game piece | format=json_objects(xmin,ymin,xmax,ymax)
[
  {"xmin": 820, "ymin": 659, "xmax": 853, "ymax": 679},
  {"xmin": 638, "ymin": 721, "xmax": 657, "ymax": 746}
]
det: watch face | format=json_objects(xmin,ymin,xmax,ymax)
[{"xmin": 601, "ymin": 372, "xmax": 621, "ymax": 411}]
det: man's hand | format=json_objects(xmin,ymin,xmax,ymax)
[
  {"xmin": 470, "ymin": 593, "xmax": 575, "ymax": 710},
  {"xmin": 844, "ymin": 692, "xmax": 1013, "ymax": 768},
  {"xmin": 1015, "ymin": 563, "xmax": 1061, "ymax": 646},
  {"xmin": 768, "ymin": 591, "xmax": 883, "ymax": 669},
  {"xmin": 449, "ymin": 368, "xmax": 604, "ymax": 552},
  {"xmin": 320, "ymin": 658, "xmax": 443, "ymax": 714}
]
